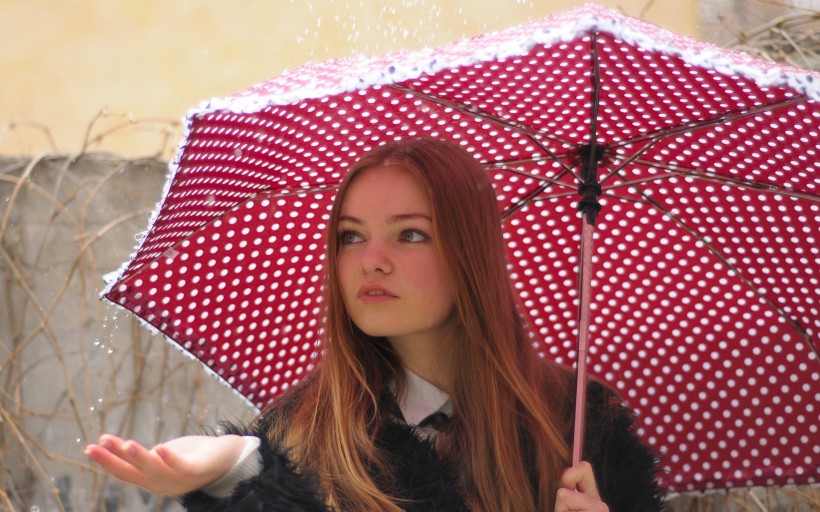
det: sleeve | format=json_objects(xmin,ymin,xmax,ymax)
[
  {"xmin": 583, "ymin": 381, "xmax": 669, "ymax": 512},
  {"xmin": 179, "ymin": 423, "xmax": 331, "ymax": 512},
  {"xmin": 200, "ymin": 436, "xmax": 263, "ymax": 498}
]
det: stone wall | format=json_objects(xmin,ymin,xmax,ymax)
[
  {"xmin": 0, "ymin": 154, "xmax": 255, "ymax": 511},
  {"xmin": 699, "ymin": 0, "xmax": 818, "ymax": 70}
]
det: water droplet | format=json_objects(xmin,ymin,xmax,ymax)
[{"xmin": 31, "ymin": 506, "xmax": 40, "ymax": 512}]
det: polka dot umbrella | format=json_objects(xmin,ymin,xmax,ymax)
[{"xmin": 103, "ymin": 3, "xmax": 819, "ymax": 494}]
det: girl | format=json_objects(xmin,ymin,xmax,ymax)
[{"xmin": 86, "ymin": 138, "xmax": 665, "ymax": 511}]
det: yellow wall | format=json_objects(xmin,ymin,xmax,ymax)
[{"xmin": 1, "ymin": 0, "xmax": 698, "ymax": 157}]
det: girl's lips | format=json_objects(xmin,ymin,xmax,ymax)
[
  {"xmin": 359, "ymin": 293, "xmax": 397, "ymax": 303},
  {"xmin": 357, "ymin": 286, "xmax": 397, "ymax": 303}
]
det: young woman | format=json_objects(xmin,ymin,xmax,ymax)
[{"xmin": 86, "ymin": 138, "xmax": 666, "ymax": 511}]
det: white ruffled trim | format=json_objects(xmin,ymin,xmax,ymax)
[
  {"xmin": 188, "ymin": 2, "xmax": 818, "ymax": 120},
  {"xmin": 100, "ymin": 131, "xmax": 187, "ymax": 297}
]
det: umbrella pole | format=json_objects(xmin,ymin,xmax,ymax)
[
  {"xmin": 572, "ymin": 146, "xmax": 603, "ymax": 466},
  {"xmin": 572, "ymin": 216, "xmax": 596, "ymax": 465}
]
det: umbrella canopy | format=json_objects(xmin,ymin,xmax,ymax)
[{"xmin": 104, "ymin": 3, "xmax": 819, "ymax": 494}]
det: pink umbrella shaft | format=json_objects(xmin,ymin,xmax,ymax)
[{"xmin": 572, "ymin": 217, "xmax": 596, "ymax": 466}]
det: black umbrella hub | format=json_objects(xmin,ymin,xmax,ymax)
[{"xmin": 576, "ymin": 143, "xmax": 605, "ymax": 226}]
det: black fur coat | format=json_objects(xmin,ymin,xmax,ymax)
[{"xmin": 181, "ymin": 382, "xmax": 667, "ymax": 512}]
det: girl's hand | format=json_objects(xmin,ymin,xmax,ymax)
[
  {"xmin": 555, "ymin": 461, "xmax": 609, "ymax": 512},
  {"xmin": 85, "ymin": 434, "xmax": 248, "ymax": 496}
]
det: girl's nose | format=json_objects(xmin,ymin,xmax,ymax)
[{"xmin": 360, "ymin": 241, "xmax": 392, "ymax": 275}]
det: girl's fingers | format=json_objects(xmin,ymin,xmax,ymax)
[
  {"xmin": 97, "ymin": 434, "xmax": 126, "ymax": 451},
  {"xmin": 555, "ymin": 488, "xmax": 593, "ymax": 512},
  {"xmin": 555, "ymin": 461, "xmax": 609, "ymax": 512},
  {"xmin": 88, "ymin": 437, "xmax": 174, "ymax": 486},
  {"xmin": 120, "ymin": 440, "xmax": 160, "ymax": 469},
  {"xmin": 85, "ymin": 443, "xmax": 151, "ymax": 489},
  {"xmin": 559, "ymin": 461, "xmax": 601, "ymax": 499},
  {"xmin": 154, "ymin": 443, "xmax": 189, "ymax": 473},
  {"xmin": 96, "ymin": 435, "xmax": 139, "ymax": 461},
  {"xmin": 555, "ymin": 488, "xmax": 609, "ymax": 512}
]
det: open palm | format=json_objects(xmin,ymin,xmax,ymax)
[{"xmin": 85, "ymin": 434, "xmax": 248, "ymax": 496}]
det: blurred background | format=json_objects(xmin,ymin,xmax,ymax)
[
  {"xmin": 7, "ymin": 0, "xmax": 813, "ymax": 158},
  {"xmin": 1, "ymin": 0, "xmax": 818, "ymax": 510}
]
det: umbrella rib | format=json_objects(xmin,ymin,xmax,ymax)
[
  {"xmin": 501, "ymin": 169, "xmax": 577, "ymax": 220},
  {"xmin": 625, "ymin": 189, "xmax": 817, "ymax": 352},
  {"xmin": 587, "ymin": 34, "xmax": 601, "ymax": 165},
  {"xmin": 487, "ymin": 153, "xmax": 579, "ymax": 167},
  {"xmin": 501, "ymin": 182, "xmax": 552, "ymax": 221},
  {"xmin": 628, "ymin": 158, "xmax": 820, "ymax": 202},
  {"xmin": 598, "ymin": 172, "xmax": 685, "ymax": 191},
  {"xmin": 609, "ymin": 94, "xmax": 811, "ymax": 149},
  {"xmin": 513, "ymin": 189, "xmax": 598, "ymax": 207},
  {"xmin": 599, "ymin": 161, "xmax": 819, "ymax": 203},
  {"xmin": 386, "ymin": 83, "xmax": 580, "ymax": 177},
  {"xmin": 598, "ymin": 138, "xmax": 661, "ymax": 186},
  {"xmin": 490, "ymin": 164, "xmax": 577, "ymax": 191}
]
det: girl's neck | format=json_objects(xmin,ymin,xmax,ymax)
[{"xmin": 388, "ymin": 334, "xmax": 453, "ymax": 393}]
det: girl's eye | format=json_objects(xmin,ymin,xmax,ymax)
[
  {"xmin": 338, "ymin": 231, "xmax": 362, "ymax": 245},
  {"xmin": 400, "ymin": 229, "xmax": 429, "ymax": 243}
]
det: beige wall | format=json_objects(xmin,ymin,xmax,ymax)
[{"xmin": 1, "ymin": 0, "xmax": 698, "ymax": 157}]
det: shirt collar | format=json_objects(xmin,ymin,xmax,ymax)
[{"xmin": 398, "ymin": 367, "xmax": 451, "ymax": 426}]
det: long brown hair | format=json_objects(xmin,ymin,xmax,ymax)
[{"xmin": 265, "ymin": 138, "xmax": 572, "ymax": 511}]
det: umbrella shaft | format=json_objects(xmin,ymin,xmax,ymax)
[{"xmin": 572, "ymin": 218, "xmax": 595, "ymax": 465}]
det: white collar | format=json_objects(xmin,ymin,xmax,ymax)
[{"xmin": 398, "ymin": 367, "xmax": 451, "ymax": 426}]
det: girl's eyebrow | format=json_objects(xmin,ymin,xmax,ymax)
[{"xmin": 338, "ymin": 213, "xmax": 432, "ymax": 225}]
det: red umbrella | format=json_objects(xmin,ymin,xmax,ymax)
[{"xmin": 103, "ymin": 4, "xmax": 819, "ymax": 494}]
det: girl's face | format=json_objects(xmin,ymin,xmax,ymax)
[{"xmin": 336, "ymin": 165, "xmax": 454, "ymax": 357}]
